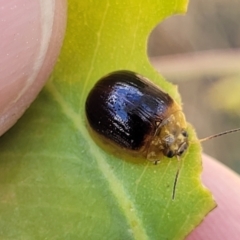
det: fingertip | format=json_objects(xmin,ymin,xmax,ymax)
[
  {"xmin": 0, "ymin": 0, "xmax": 67, "ymax": 136},
  {"xmin": 187, "ymin": 154, "xmax": 240, "ymax": 239}
]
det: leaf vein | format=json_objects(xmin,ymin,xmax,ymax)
[
  {"xmin": 46, "ymin": 81, "xmax": 149, "ymax": 240},
  {"xmin": 80, "ymin": 1, "xmax": 110, "ymax": 103}
]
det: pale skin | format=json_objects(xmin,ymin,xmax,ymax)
[{"xmin": 1, "ymin": 1, "xmax": 240, "ymax": 239}]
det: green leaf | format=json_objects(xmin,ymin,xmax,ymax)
[{"xmin": 0, "ymin": 0, "xmax": 216, "ymax": 239}]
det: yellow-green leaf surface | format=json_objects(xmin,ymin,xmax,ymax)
[{"xmin": 0, "ymin": 1, "xmax": 216, "ymax": 239}]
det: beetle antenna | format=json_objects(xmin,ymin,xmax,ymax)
[
  {"xmin": 199, "ymin": 128, "xmax": 240, "ymax": 143},
  {"xmin": 172, "ymin": 155, "xmax": 182, "ymax": 200}
]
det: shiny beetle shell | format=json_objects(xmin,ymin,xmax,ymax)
[{"xmin": 85, "ymin": 70, "xmax": 189, "ymax": 161}]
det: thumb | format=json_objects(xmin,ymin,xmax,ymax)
[{"xmin": 0, "ymin": 0, "xmax": 67, "ymax": 136}]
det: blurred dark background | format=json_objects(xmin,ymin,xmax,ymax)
[{"xmin": 148, "ymin": 0, "xmax": 240, "ymax": 174}]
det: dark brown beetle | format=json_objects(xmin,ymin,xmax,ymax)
[{"xmin": 85, "ymin": 70, "xmax": 188, "ymax": 161}]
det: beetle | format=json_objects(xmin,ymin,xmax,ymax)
[{"xmin": 85, "ymin": 70, "xmax": 188, "ymax": 161}]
